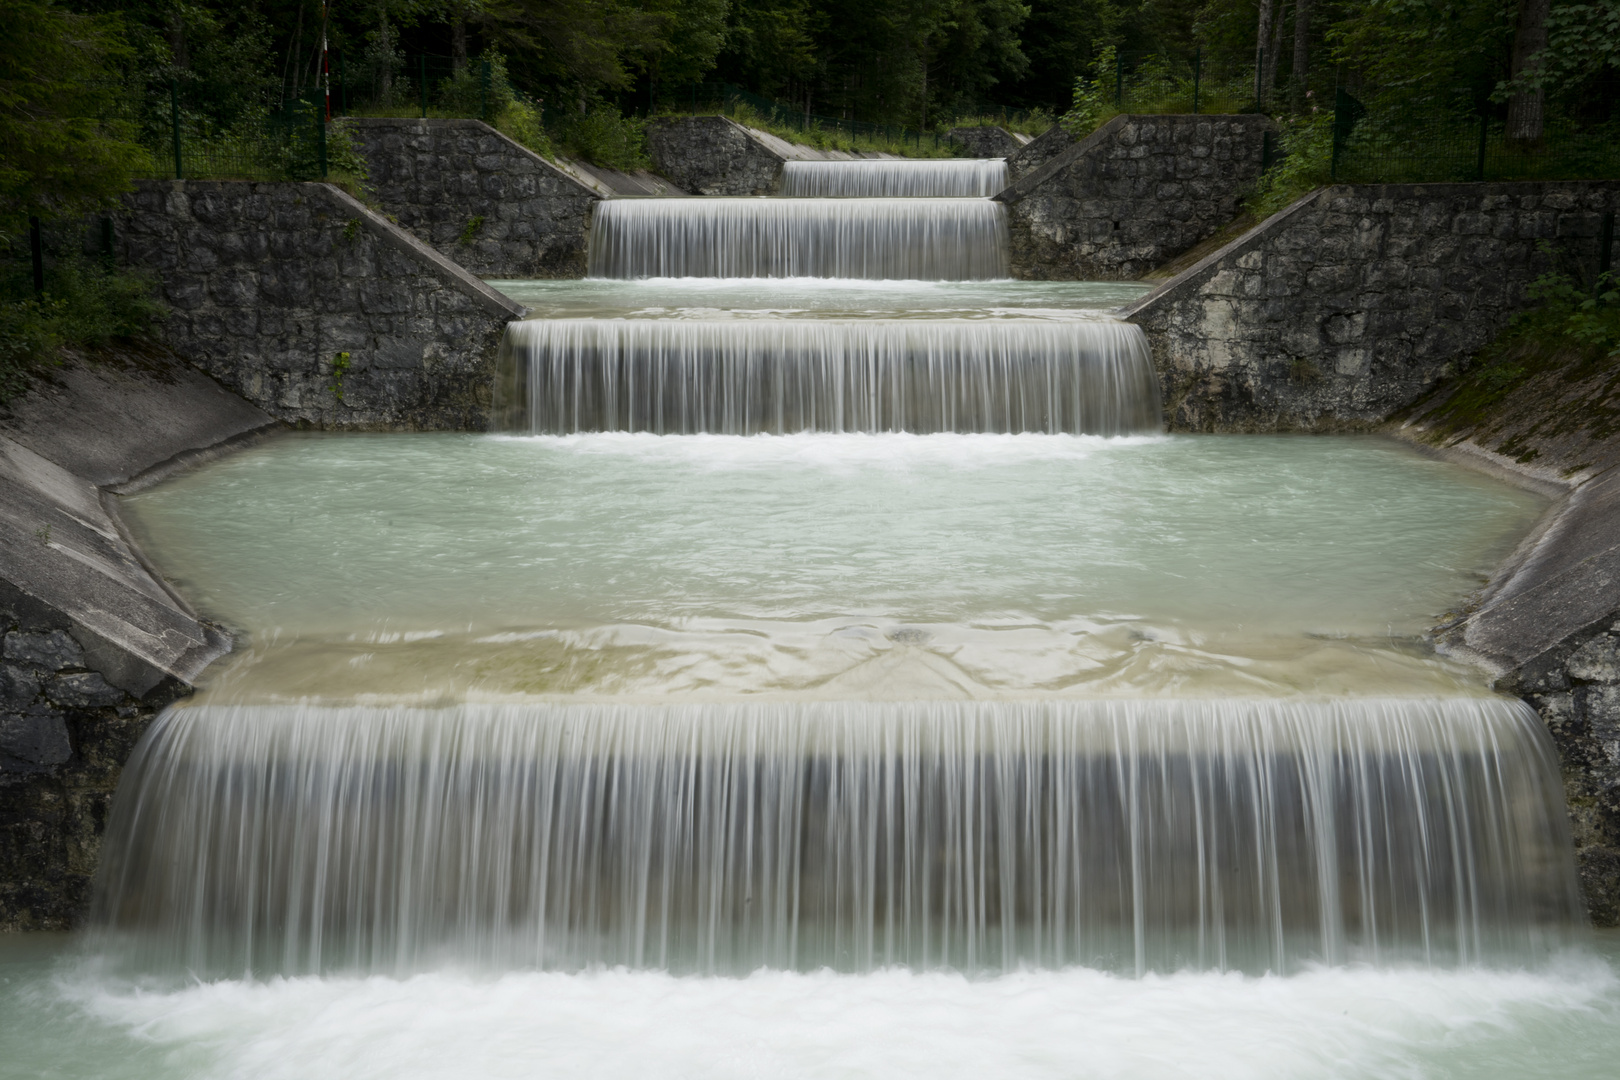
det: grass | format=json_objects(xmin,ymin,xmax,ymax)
[
  {"xmin": 1406, "ymin": 268, "xmax": 1620, "ymax": 463},
  {"xmin": 677, "ymin": 101, "xmax": 960, "ymax": 158},
  {"xmin": 0, "ymin": 252, "xmax": 166, "ymax": 404}
]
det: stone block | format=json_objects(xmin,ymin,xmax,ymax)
[
  {"xmin": 1570, "ymin": 634, "xmax": 1620, "ymax": 683},
  {"xmin": 3, "ymin": 631, "xmax": 84, "ymax": 671},
  {"xmin": 0, "ymin": 665, "xmax": 41, "ymax": 709},
  {"xmin": 46, "ymin": 673, "xmax": 126, "ymax": 709},
  {"xmin": 0, "ymin": 707, "xmax": 72, "ymax": 769}
]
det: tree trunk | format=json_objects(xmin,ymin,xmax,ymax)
[
  {"xmin": 1263, "ymin": 4, "xmax": 1285, "ymax": 108},
  {"xmin": 1254, "ymin": 0, "xmax": 1277, "ymax": 108},
  {"xmin": 376, "ymin": 10, "xmax": 393, "ymax": 104},
  {"xmin": 1506, "ymin": 0, "xmax": 1551, "ymax": 141},
  {"xmin": 168, "ymin": 13, "xmax": 189, "ymax": 70},
  {"xmin": 1289, "ymin": 0, "xmax": 1312, "ymax": 112},
  {"xmin": 452, "ymin": 9, "xmax": 468, "ymax": 72}
]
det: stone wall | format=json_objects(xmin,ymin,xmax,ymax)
[
  {"xmin": 347, "ymin": 118, "xmax": 599, "ymax": 277},
  {"xmin": 120, "ymin": 179, "xmax": 524, "ymax": 430},
  {"xmin": 646, "ymin": 115, "xmax": 788, "ymax": 196},
  {"xmin": 1005, "ymin": 124, "xmax": 1074, "ymax": 183},
  {"xmin": 0, "ymin": 354, "xmax": 270, "ymax": 929},
  {"xmin": 1121, "ymin": 181, "xmax": 1620, "ymax": 431},
  {"xmin": 945, "ymin": 126, "xmax": 1024, "ymax": 158},
  {"xmin": 994, "ymin": 114, "xmax": 1274, "ymax": 280}
]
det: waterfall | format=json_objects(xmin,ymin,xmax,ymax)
[
  {"xmin": 90, "ymin": 698, "xmax": 1584, "ymax": 980},
  {"xmin": 495, "ymin": 318, "xmax": 1161, "ymax": 435},
  {"xmin": 586, "ymin": 198, "xmax": 1010, "ymax": 280},
  {"xmin": 781, "ymin": 160, "xmax": 1007, "ymax": 198}
]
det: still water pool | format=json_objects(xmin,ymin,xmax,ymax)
[{"xmin": 121, "ymin": 430, "xmax": 1544, "ymax": 702}]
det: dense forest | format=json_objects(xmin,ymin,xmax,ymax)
[{"xmin": 16, "ymin": 0, "xmax": 1617, "ymax": 138}]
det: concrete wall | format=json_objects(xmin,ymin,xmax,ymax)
[
  {"xmin": 994, "ymin": 114, "xmax": 1273, "ymax": 280},
  {"xmin": 1121, "ymin": 181, "xmax": 1620, "ymax": 431},
  {"xmin": 121, "ymin": 179, "xmax": 524, "ymax": 430},
  {"xmin": 1, "ymin": 355, "xmax": 273, "ymax": 929},
  {"xmin": 347, "ymin": 118, "xmax": 599, "ymax": 277},
  {"xmin": 1418, "ymin": 452, "xmax": 1620, "ymax": 925}
]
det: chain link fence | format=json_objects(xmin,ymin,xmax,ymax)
[{"xmin": 1330, "ymin": 88, "xmax": 1620, "ymax": 184}]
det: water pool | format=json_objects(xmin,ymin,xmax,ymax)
[{"xmin": 121, "ymin": 431, "xmax": 1544, "ymax": 703}]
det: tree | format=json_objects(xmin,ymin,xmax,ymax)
[
  {"xmin": 0, "ymin": 0, "xmax": 149, "ymax": 240},
  {"xmin": 1506, "ymin": 0, "xmax": 1551, "ymax": 138}
]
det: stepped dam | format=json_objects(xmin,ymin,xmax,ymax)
[{"xmin": 3, "ymin": 153, "xmax": 1617, "ymax": 1080}]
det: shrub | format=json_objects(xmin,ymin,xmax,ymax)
[
  {"xmin": 0, "ymin": 251, "xmax": 166, "ymax": 403},
  {"xmin": 557, "ymin": 104, "xmax": 650, "ymax": 171}
]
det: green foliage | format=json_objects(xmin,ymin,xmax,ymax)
[
  {"xmin": 0, "ymin": 252, "xmax": 166, "ymax": 403},
  {"xmin": 1247, "ymin": 113, "xmax": 1334, "ymax": 218},
  {"xmin": 556, "ymin": 104, "xmax": 651, "ymax": 171},
  {"xmin": 0, "ymin": 0, "xmax": 151, "ymax": 241},
  {"xmin": 459, "ymin": 215, "xmax": 487, "ymax": 244},
  {"xmin": 1421, "ymin": 265, "xmax": 1620, "ymax": 434},
  {"xmin": 494, "ymin": 98, "xmax": 555, "ymax": 159},
  {"xmin": 1061, "ymin": 44, "xmax": 1118, "ymax": 135},
  {"xmin": 944, "ymin": 107, "xmax": 1054, "ymax": 135},
  {"xmin": 436, "ymin": 51, "xmax": 517, "ymax": 118},
  {"xmin": 327, "ymin": 351, "xmax": 352, "ymax": 402},
  {"xmin": 1528, "ymin": 268, "xmax": 1620, "ymax": 355}
]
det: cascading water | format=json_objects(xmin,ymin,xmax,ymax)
[
  {"xmin": 33, "ymin": 148, "xmax": 1611, "ymax": 1080},
  {"xmin": 495, "ymin": 318, "xmax": 1160, "ymax": 434},
  {"xmin": 586, "ymin": 198, "xmax": 1009, "ymax": 280},
  {"xmin": 781, "ymin": 159, "xmax": 1007, "ymax": 198},
  {"xmin": 91, "ymin": 699, "xmax": 1582, "ymax": 979}
]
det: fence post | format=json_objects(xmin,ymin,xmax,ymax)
[
  {"xmin": 1261, "ymin": 129, "xmax": 1274, "ymax": 170},
  {"xmin": 338, "ymin": 51, "xmax": 346, "ymax": 115},
  {"xmin": 170, "ymin": 79, "xmax": 183, "ymax": 180},
  {"xmin": 1115, "ymin": 53, "xmax": 1124, "ymax": 107},
  {"xmin": 419, "ymin": 55, "xmax": 427, "ymax": 119},
  {"xmin": 316, "ymin": 101, "xmax": 328, "ymax": 179},
  {"xmin": 1330, "ymin": 87, "xmax": 1344, "ymax": 181},
  {"xmin": 1600, "ymin": 210, "xmax": 1614, "ymax": 281},
  {"xmin": 101, "ymin": 216, "xmax": 115, "ymax": 270},
  {"xmin": 1193, "ymin": 46, "xmax": 1201, "ymax": 114},
  {"xmin": 29, "ymin": 216, "xmax": 44, "ymax": 300},
  {"xmin": 1475, "ymin": 113, "xmax": 1488, "ymax": 181},
  {"xmin": 480, "ymin": 59, "xmax": 491, "ymax": 122}
]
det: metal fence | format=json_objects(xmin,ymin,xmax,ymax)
[
  {"xmin": 1330, "ymin": 88, "xmax": 1620, "ymax": 184},
  {"xmin": 667, "ymin": 83, "xmax": 952, "ymax": 151},
  {"xmin": 141, "ymin": 86, "xmax": 333, "ymax": 182}
]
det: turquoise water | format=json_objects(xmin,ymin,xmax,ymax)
[{"xmin": 119, "ymin": 431, "xmax": 1544, "ymax": 701}]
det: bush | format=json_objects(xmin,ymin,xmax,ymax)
[
  {"xmin": 495, "ymin": 99, "xmax": 554, "ymax": 160},
  {"xmin": 436, "ymin": 51, "xmax": 517, "ymax": 120},
  {"xmin": 0, "ymin": 251, "xmax": 166, "ymax": 403},
  {"xmin": 1061, "ymin": 46, "xmax": 1119, "ymax": 136},
  {"xmin": 557, "ymin": 104, "xmax": 650, "ymax": 171},
  {"xmin": 1246, "ymin": 113, "xmax": 1334, "ymax": 218}
]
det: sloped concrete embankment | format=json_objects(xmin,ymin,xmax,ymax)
[
  {"xmin": 645, "ymin": 115, "xmax": 909, "ymax": 197},
  {"xmin": 994, "ymin": 114, "xmax": 1274, "ymax": 280},
  {"xmin": 1, "ymin": 356, "xmax": 275, "ymax": 929},
  {"xmin": 1122, "ymin": 181, "xmax": 1620, "ymax": 431},
  {"xmin": 120, "ymin": 180, "xmax": 523, "ymax": 429},
  {"xmin": 1430, "ymin": 447, "xmax": 1620, "ymax": 924},
  {"xmin": 346, "ymin": 118, "xmax": 602, "ymax": 275}
]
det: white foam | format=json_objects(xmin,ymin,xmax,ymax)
[{"xmin": 59, "ymin": 960, "xmax": 1620, "ymax": 1080}]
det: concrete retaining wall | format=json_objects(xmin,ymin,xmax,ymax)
[
  {"xmin": 347, "ymin": 118, "xmax": 599, "ymax": 277},
  {"xmin": 945, "ymin": 126, "xmax": 1026, "ymax": 158},
  {"xmin": 120, "ymin": 179, "xmax": 524, "ymax": 430},
  {"xmin": 994, "ymin": 114, "xmax": 1273, "ymax": 280},
  {"xmin": 1121, "ymin": 181, "xmax": 1620, "ymax": 431},
  {"xmin": 0, "ymin": 354, "xmax": 273, "ymax": 929}
]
